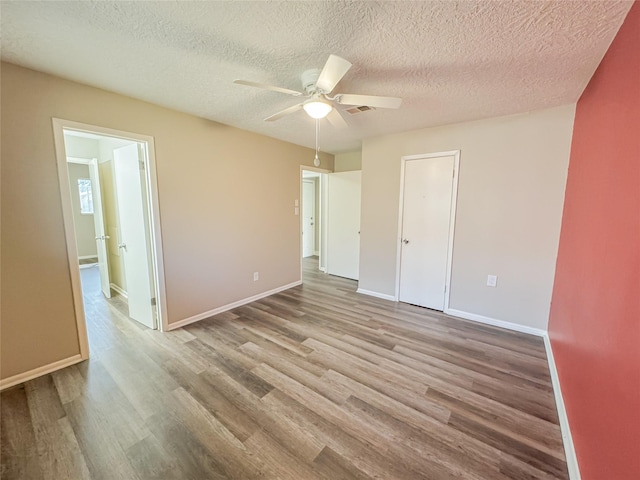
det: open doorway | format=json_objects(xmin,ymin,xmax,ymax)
[
  {"xmin": 53, "ymin": 119, "xmax": 167, "ymax": 359},
  {"xmin": 300, "ymin": 167, "xmax": 329, "ymax": 279}
]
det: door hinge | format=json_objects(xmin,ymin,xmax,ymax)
[
  {"xmin": 139, "ymin": 159, "xmax": 145, "ymax": 170},
  {"xmin": 151, "ymin": 297, "xmax": 156, "ymax": 306}
]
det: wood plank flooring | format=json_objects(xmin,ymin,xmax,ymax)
[{"xmin": 1, "ymin": 259, "xmax": 568, "ymax": 479}]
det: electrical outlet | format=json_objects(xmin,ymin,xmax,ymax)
[
  {"xmin": 487, "ymin": 275, "xmax": 497, "ymax": 287},
  {"xmin": 294, "ymin": 206, "xmax": 299, "ymax": 215},
  {"xmin": 253, "ymin": 272, "xmax": 259, "ymax": 282}
]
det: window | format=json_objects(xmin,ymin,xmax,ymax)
[{"xmin": 77, "ymin": 178, "xmax": 94, "ymax": 214}]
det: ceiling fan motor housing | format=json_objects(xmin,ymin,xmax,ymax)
[{"xmin": 301, "ymin": 69, "xmax": 322, "ymax": 95}]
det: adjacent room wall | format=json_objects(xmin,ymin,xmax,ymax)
[
  {"xmin": 0, "ymin": 62, "xmax": 333, "ymax": 382},
  {"xmin": 64, "ymin": 135, "xmax": 100, "ymax": 258},
  {"xmin": 360, "ymin": 105, "xmax": 575, "ymax": 330},
  {"xmin": 66, "ymin": 163, "xmax": 98, "ymax": 258},
  {"xmin": 64, "ymin": 134, "xmax": 99, "ymax": 159},
  {"xmin": 334, "ymin": 150, "xmax": 362, "ymax": 172},
  {"xmin": 548, "ymin": 3, "xmax": 640, "ymax": 479}
]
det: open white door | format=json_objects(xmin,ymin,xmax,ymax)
[
  {"xmin": 398, "ymin": 155, "xmax": 455, "ymax": 310},
  {"xmin": 88, "ymin": 159, "xmax": 111, "ymax": 298},
  {"xmin": 327, "ymin": 171, "xmax": 361, "ymax": 280},
  {"xmin": 302, "ymin": 179, "xmax": 316, "ymax": 258},
  {"xmin": 113, "ymin": 144, "xmax": 155, "ymax": 329}
]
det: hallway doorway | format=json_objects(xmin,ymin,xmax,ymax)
[{"xmin": 53, "ymin": 118, "xmax": 168, "ymax": 359}]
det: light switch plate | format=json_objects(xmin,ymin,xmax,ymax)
[{"xmin": 487, "ymin": 275, "xmax": 498, "ymax": 287}]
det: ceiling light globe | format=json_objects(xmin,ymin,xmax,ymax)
[{"xmin": 303, "ymin": 100, "xmax": 332, "ymax": 119}]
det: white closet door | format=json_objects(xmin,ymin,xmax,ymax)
[
  {"xmin": 399, "ymin": 155, "xmax": 455, "ymax": 310},
  {"xmin": 113, "ymin": 144, "xmax": 155, "ymax": 329},
  {"xmin": 327, "ymin": 171, "xmax": 361, "ymax": 280}
]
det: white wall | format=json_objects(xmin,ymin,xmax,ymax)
[{"xmin": 359, "ymin": 105, "xmax": 575, "ymax": 331}]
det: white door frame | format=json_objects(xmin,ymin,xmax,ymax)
[
  {"xmin": 300, "ymin": 166, "xmax": 330, "ymax": 279},
  {"xmin": 52, "ymin": 118, "xmax": 169, "ymax": 360},
  {"xmin": 394, "ymin": 150, "xmax": 460, "ymax": 311}
]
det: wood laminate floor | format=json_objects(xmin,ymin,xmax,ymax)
[{"xmin": 1, "ymin": 259, "xmax": 568, "ymax": 479}]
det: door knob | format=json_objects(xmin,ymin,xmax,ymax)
[
  {"xmin": 402, "ymin": 239, "xmax": 410, "ymax": 244},
  {"xmin": 118, "ymin": 243, "xmax": 127, "ymax": 250}
]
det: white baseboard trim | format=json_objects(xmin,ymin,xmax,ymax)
[
  {"xmin": 445, "ymin": 308, "xmax": 546, "ymax": 337},
  {"xmin": 543, "ymin": 334, "xmax": 581, "ymax": 480},
  {"xmin": 78, "ymin": 255, "xmax": 98, "ymax": 260},
  {"xmin": 0, "ymin": 354, "xmax": 84, "ymax": 391},
  {"xmin": 110, "ymin": 283, "xmax": 128, "ymax": 299},
  {"xmin": 79, "ymin": 263, "xmax": 97, "ymax": 269},
  {"xmin": 167, "ymin": 280, "xmax": 302, "ymax": 331},
  {"xmin": 356, "ymin": 288, "xmax": 397, "ymax": 302},
  {"xmin": 319, "ymin": 267, "xmax": 327, "ymax": 273}
]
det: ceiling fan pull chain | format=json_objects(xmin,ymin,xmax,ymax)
[{"xmin": 314, "ymin": 118, "xmax": 320, "ymax": 167}]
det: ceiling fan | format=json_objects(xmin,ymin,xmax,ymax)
[{"xmin": 234, "ymin": 54, "xmax": 402, "ymax": 128}]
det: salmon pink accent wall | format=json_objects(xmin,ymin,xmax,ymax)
[{"xmin": 548, "ymin": 2, "xmax": 640, "ymax": 479}]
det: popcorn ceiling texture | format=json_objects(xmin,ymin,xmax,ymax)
[{"xmin": 1, "ymin": 0, "xmax": 632, "ymax": 153}]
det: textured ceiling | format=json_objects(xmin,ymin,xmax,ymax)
[{"xmin": 1, "ymin": 1, "xmax": 632, "ymax": 153}]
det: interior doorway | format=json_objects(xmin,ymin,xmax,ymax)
[
  {"xmin": 300, "ymin": 167, "xmax": 329, "ymax": 278},
  {"xmin": 53, "ymin": 118, "xmax": 168, "ymax": 359},
  {"xmin": 302, "ymin": 178, "xmax": 316, "ymax": 258}
]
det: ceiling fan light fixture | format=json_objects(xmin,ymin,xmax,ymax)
[{"xmin": 303, "ymin": 99, "xmax": 332, "ymax": 119}]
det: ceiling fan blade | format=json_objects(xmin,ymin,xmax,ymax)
[
  {"xmin": 316, "ymin": 55, "xmax": 352, "ymax": 94},
  {"xmin": 264, "ymin": 103, "xmax": 304, "ymax": 121},
  {"xmin": 326, "ymin": 108, "xmax": 348, "ymax": 129},
  {"xmin": 337, "ymin": 93, "xmax": 402, "ymax": 109},
  {"xmin": 234, "ymin": 79, "xmax": 303, "ymax": 97}
]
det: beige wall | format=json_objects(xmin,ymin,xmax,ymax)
[
  {"xmin": 359, "ymin": 105, "xmax": 575, "ymax": 330},
  {"xmin": 66, "ymin": 163, "xmax": 98, "ymax": 257},
  {"xmin": 0, "ymin": 62, "xmax": 333, "ymax": 381},
  {"xmin": 334, "ymin": 150, "xmax": 362, "ymax": 172}
]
